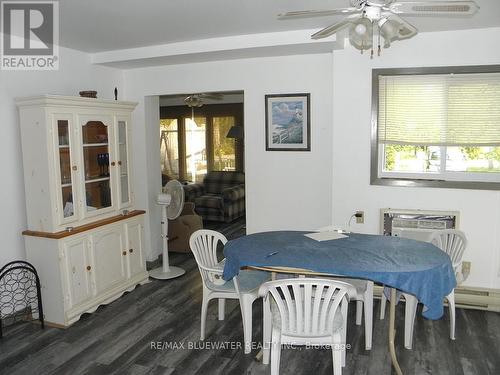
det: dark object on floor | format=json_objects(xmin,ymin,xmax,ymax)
[
  {"xmin": 184, "ymin": 171, "xmax": 245, "ymax": 222},
  {"xmin": 0, "ymin": 261, "xmax": 44, "ymax": 338},
  {"xmin": 168, "ymin": 202, "xmax": 203, "ymax": 253}
]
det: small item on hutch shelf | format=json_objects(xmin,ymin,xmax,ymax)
[
  {"xmin": 122, "ymin": 209, "xmax": 129, "ymax": 216},
  {"xmin": 65, "ymin": 226, "xmax": 73, "ymax": 232},
  {"xmin": 79, "ymin": 90, "xmax": 97, "ymax": 98}
]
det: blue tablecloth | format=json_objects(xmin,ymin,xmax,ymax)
[{"xmin": 223, "ymin": 231, "xmax": 456, "ymax": 320}]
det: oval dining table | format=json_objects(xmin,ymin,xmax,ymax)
[{"xmin": 222, "ymin": 231, "xmax": 456, "ymax": 375}]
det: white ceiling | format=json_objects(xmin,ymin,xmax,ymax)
[{"xmin": 60, "ymin": 0, "xmax": 500, "ymax": 53}]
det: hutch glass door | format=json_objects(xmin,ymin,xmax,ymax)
[
  {"xmin": 81, "ymin": 120, "xmax": 113, "ymax": 213},
  {"xmin": 57, "ymin": 119, "xmax": 75, "ymax": 220},
  {"xmin": 117, "ymin": 119, "xmax": 130, "ymax": 207}
]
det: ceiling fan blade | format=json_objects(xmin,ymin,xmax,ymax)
[
  {"xmin": 278, "ymin": 8, "xmax": 361, "ymax": 19},
  {"xmin": 390, "ymin": 1, "xmax": 479, "ymax": 16},
  {"xmin": 311, "ymin": 15, "xmax": 360, "ymax": 39},
  {"xmin": 200, "ymin": 93, "xmax": 224, "ymax": 100}
]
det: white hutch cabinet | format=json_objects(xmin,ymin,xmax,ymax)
[{"xmin": 17, "ymin": 95, "xmax": 149, "ymax": 327}]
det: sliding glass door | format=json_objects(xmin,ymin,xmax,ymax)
[
  {"xmin": 212, "ymin": 116, "xmax": 236, "ymax": 171},
  {"xmin": 160, "ymin": 103, "xmax": 243, "ymax": 183}
]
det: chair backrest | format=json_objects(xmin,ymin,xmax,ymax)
[
  {"xmin": 258, "ymin": 278, "xmax": 351, "ymax": 337},
  {"xmin": 429, "ymin": 229, "xmax": 467, "ymax": 270},
  {"xmin": 189, "ymin": 229, "xmax": 228, "ymax": 285},
  {"xmin": 203, "ymin": 171, "xmax": 245, "ymax": 194}
]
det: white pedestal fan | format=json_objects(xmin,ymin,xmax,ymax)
[{"xmin": 149, "ymin": 180, "xmax": 186, "ymax": 280}]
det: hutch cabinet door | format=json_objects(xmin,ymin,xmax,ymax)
[
  {"xmin": 125, "ymin": 220, "xmax": 145, "ymax": 278},
  {"xmin": 62, "ymin": 237, "xmax": 94, "ymax": 309},
  {"xmin": 77, "ymin": 115, "xmax": 116, "ymax": 219},
  {"xmin": 90, "ymin": 225, "xmax": 127, "ymax": 294},
  {"xmin": 52, "ymin": 114, "xmax": 80, "ymax": 226},
  {"xmin": 115, "ymin": 116, "xmax": 132, "ymax": 209}
]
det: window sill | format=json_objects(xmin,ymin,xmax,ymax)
[{"xmin": 370, "ymin": 176, "xmax": 500, "ymax": 191}]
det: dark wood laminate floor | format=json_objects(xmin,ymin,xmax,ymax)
[{"xmin": 1, "ymin": 253, "xmax": 500, "ymax": 374}]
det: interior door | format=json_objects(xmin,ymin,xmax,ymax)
[
  {"xmin": 90, "ymin": 225, "xmax": 127, "ymax": 294},
  {"xmin": 63, "ymin": 237, "xmax": 93, "ymax": 308}
]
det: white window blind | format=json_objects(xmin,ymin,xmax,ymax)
[{"xmin": 378, "ymin": 72, "xmax": 500, "ymax": 146}]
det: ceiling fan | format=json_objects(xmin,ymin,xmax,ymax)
[
  {"xmin": 279, "ymin": 1, "xmax": 479, "ymax": 57},
  {"xmin": 184, "ymin": 92, "xmax": 224, "ymax": 107}
]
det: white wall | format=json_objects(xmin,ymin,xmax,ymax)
[
  {"xmin": 123, "ymin": 54, "xmax": 334, "ymax": 261},
  {"xmin": 0, "ymin": 47, "xmax": 123, "ymax": 266},
  {"xmin": 332, "ymin": 27, "xmax": 500, "ymax": 289}
]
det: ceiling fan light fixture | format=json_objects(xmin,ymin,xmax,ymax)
[
  {"xmin": 280, "ymin": 0, "xmax": 479, "ymax": 57},
  {"xmin": 354, "ymin": 23, "xmax": 368, "ymax": 35},
  {"xmin": 379, "ymin": 18, "xmax": 399, "ymax": 47},
  {"xmin": 184, "ymin": 96, "xmax": 204, "ymax": 108},
  {"xmin": 349, "ymin": 18, "xmax": 373, "ymax": 50}
]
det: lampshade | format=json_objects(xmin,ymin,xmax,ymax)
[
  {"xmin": 226, "ymin": 125, "xmax": 244, "ymax": 139},
  {"xmin": 379, "ymin": 18, "xmax": 399, "ymax": 48},
  {"xmin": 349, "ymin": 18, "xmax": 373, "ymax": 51}
]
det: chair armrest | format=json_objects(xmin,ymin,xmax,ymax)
[
  {"xmin": 183, "ymin": 183, "xmax": 205, "ymax": 202},
  {"xmin": 180, "ymin": 214, "xmax": 203, "ymax": 229},
  {"xmin": 180, "ymin": 202, "xmax": 196, "ymax": 216},
  {"xmin": 222, "ymin": 184, "xmax": 245, "ymax": 202},
  {"xmin": 199, "ymin": 260, "xmax": 226, "ymax": 285}
]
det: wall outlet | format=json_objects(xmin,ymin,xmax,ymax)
[{"xmin": 355, "ymin": 211, "xmax": 364, "ymax": 224}]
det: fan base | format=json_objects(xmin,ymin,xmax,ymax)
[{"xmin": 149, "ymin": 266, "xmax": 185, "ymax": 280}]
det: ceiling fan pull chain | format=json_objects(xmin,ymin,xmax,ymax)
[
  {"xmin": 377, "ymin": 23, "xmax": 381, "ymax": 57},
  {"xmin": 370, "ymin": 20, "xmax": 374, "ymax": 60}
]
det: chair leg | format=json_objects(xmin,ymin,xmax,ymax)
[
  {"xmin": 380, "ymin": 291, "xmax": 387, "ymax": 320},
  {"xmin": 447, "ymin": 291, "xmax": 456, "ymax": 340},
  {"xmin": 270, "ymin": 328, "xmax": 282, "ymax": 375},
  {"xmin": 241, "ymin": 294, "xmax": 255, "ymax": 354},
  {"xmin": 200, "ymin": 294, "xmax": 209, "ymax": 341},
  {"xmin": 218, "ymin": 298, "xmax": 225, "ymax": 321},
  {"xmin": 403, "ymin": 294, "xmax": 418, "ymax": 350},
  {"xmin": 364, "ymin": 286, "xmax": 373, "ymax": 350},
  {"xmin": 263, "ymin": 298, "xmax": 272, "ymax": 365},
  {"xmin": 341, "ymin": 300, "xmax": 348, "ymax": 367},
  {"xmin": 332, "ymin": 332, "xmax": 343, "ymax": 375},
  {"xmin": 355, "ymin": 300, "xmax": 363, "ymax": 326}
]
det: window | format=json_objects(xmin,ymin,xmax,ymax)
[
  {"xmin": 160, "ymin": 103, "xmax": 243, "ymax": 183},
  {"xmin": 160, "ymin": 119, "xmax": 179, "ymax": 179},
  {"xmin": 371, "ymin": 65, "xmax": 500, "ymax": 190},
  {"xmin": 184, "ymin": 116, "xmax": 207, "ymax": 183},
  {"xmin": 212, "ymin": 116, "xmax": 236, "ymax": 172}
]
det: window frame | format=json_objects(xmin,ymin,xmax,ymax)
[{"xmin": 371, "ymin": 65, "xmax": 500, "ymax": 191}]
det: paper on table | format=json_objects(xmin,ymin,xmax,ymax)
[{"xmin": 304, "ymin": 231, "xmax": 348, "ymax": 242}]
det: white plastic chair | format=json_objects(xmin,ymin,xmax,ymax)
[
  {"xmin": 189, "ymin": 229, "xmax": 269, "ymax": 353},
  {"xmin": 380, "ymin": 229, "xmax": 467, "ymax": 348},
  {"xmin": 259, "ymin": 278, "xmax": 356, "ymax": 375},
  {"xmin": 314, "ymin": 227, "xmax": 373, "ymax": 350}
]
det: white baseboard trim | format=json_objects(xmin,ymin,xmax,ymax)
[{"xmin": 373, "ymin": 285, "xmax": 500, "ymax": 312}]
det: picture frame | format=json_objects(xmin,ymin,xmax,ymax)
[{"xmin": 265, "ymin": 93, "xmax": 310, "ymax": 151}]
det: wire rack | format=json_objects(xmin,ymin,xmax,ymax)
[{"xmin": 0, "ymin": 261, "xmax": 44, "ymax": 338}]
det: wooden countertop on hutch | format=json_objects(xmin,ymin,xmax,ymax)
[{"xmin": 22, "ymin": 210, "xmax": 146, "ymax": 239}]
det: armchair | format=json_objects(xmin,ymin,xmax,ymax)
[
  {"xmin": 184, "ymin": 171, "xmax": 245, "ymax": 223},
  {"xmin": 168, "ymin": 202, "xmax": 203, "ymax": 253}
]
